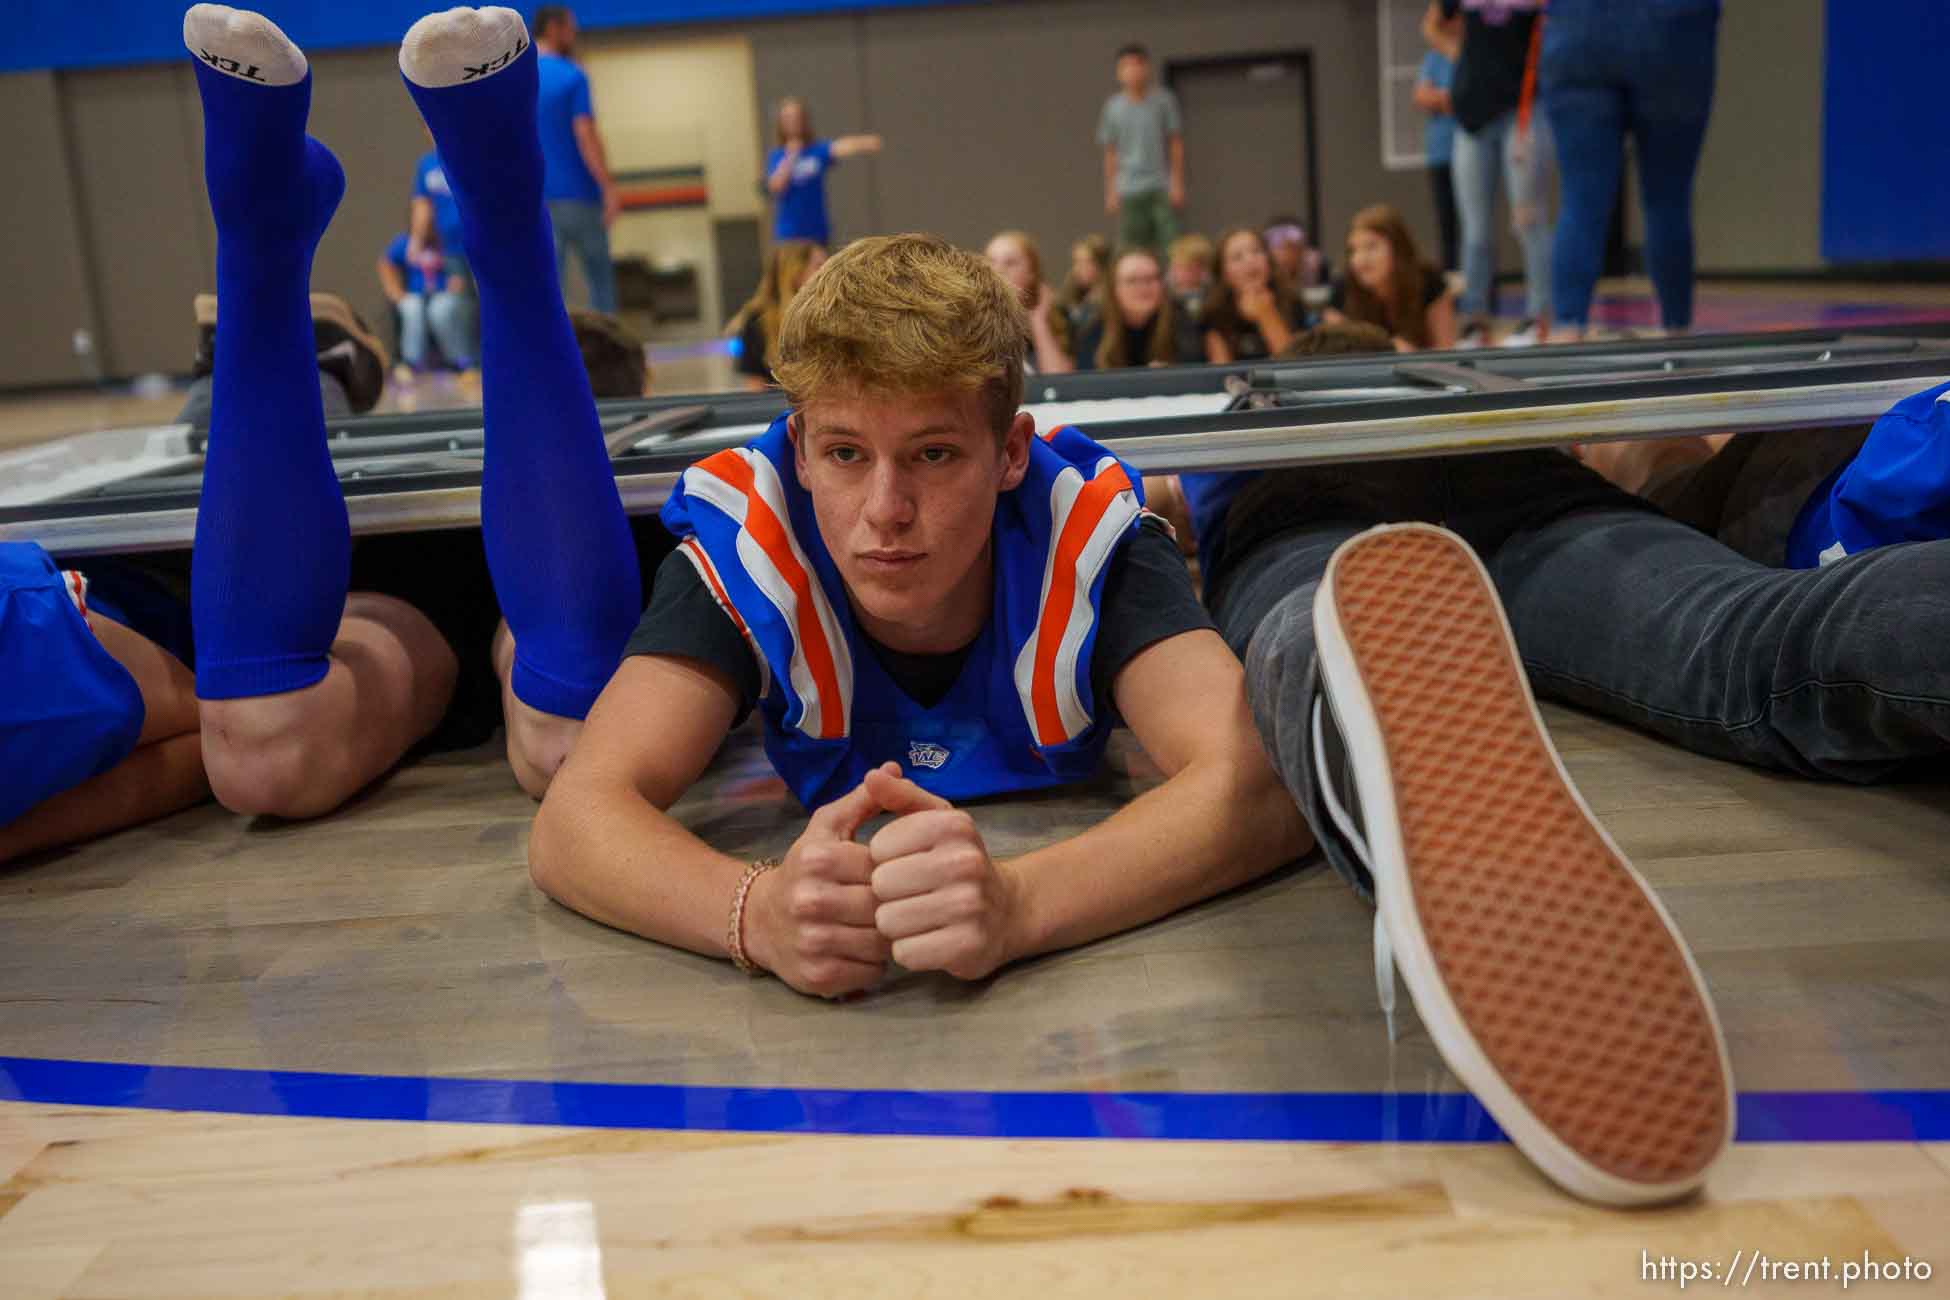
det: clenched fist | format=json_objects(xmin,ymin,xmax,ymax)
[{"xmin": 865, "ymin": 767, "xmax": 1022, "ymax": 982}]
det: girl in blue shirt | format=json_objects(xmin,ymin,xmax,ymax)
[{"xmin": 764, "ymin": 97, "xmax": 883, "ymax": 247}]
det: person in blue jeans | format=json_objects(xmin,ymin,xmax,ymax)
[
  {"xmin": 1542, "ymin": 0, "xmax": 1720, "ymax": 336},
  {"xmin": 1429, "ymin": 0, "xmax": 1554, "ymax": 345},
  {"xmin": 533, "ymin": 5, "xmax": 619, "ymax": 313},
  {"xmin": 378, "ymin": 231, "xmax": 474, "ymax": 371},
  {"xmin": 764, "ymin": 96, "xmax": 882, "ymax": 248}
]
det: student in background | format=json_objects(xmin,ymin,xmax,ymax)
[
  {"xmin": 533, "ymin": 5, "xmax": 620, "ymax": 313},
  {"xmin": 1050, "ymin": 234, "xmax": 1111, "ymax": 357},
  {"xmin": 1263, "ymin": 215, "xmax": 1328, "ymax": 292},
  {"xmin": 1541, "ymin": 0, "xmax": 1721, "ymax": 337},
  {"xmin": 1167, "ymin": 233, "xmax": 1214, "ymax": 319},
  {"xmin": 765, "ymin": 97, "xmax": 882, "ymax": 249},
  {"xmin": 1323, "ymin": 204, "xmax": 1457, "ymax": 351},
  {"xmin": 571, "ymin": 309, "xmax": 652, "ymax": 400},
  {"xmin": 728, "ymin": 240, "xmax": 828, "ymax": 391},
  {"xmin": 1415, "ymin": 22, "xmax": 1462, "ymax": 271},
  {"xmin": 378, "ymin": 230, "xmax": 475, "ymax": 375},
  {"xmin": 1199, "ymin": 227, "xmax": 1303, "ymax": 364},
  {"xmin": 1073, "ymin": 246, "xmax": 1202, "ymax": 370},
  {"xmin": 983, "ymin": 230, "xmax": 1076, "ymax": 374},
  {"xmin": 1098, "ymin": 44, "xmax": 1185, "ymax": 251},
  {"xmin": 1427, "ymin": 0, "xmax": 1554, "ymax": 346}
]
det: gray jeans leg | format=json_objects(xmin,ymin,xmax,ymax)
[
  {"xmin": 1492, "ymin": 507, "xmax": 1950, "ymax": 781},
  {"xmin": 1216, "ymin": 524, "xmax": 1374, "ymax": 897}
]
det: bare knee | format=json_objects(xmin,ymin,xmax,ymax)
[
  {"xmin": 199, "ymin": 593, "xmax": 456, "ymax": 820},
  {"xmin": 494, "ymin": 622, "xmax": 585, "ymax": 800},
  {"xmin": 200, "ymin": 698, "xmax": 348, "ymax": 820},
  {"xmin": 505, "ymin": 704, "xmax": 582, "ymax": 800}
]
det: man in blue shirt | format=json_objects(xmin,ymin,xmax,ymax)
[{"xmin": 533, "ymin": 5, "xmax": 618, "ymax": 312}]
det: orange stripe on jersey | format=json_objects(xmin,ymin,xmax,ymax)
[
  {"xmin": 679, "ymin": 538, "xmax": 752, "ymax": 641},
  {"xmin": 1029, "ymin": 461, "xmax": 1134, "ymax": 746},
  {"xmin": 692, "ymin": 451, "xmax": 847, "ymax": 740}
]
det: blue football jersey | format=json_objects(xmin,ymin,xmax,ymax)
[
  {"xmin": 660, "ymin": 416, "xmax": 1147, "ymax": 809},
  {"xmin": 1788, "ymin": 380, "xmax": 1950, "ymax": 567},
  {"xmin": 0, "ymin": 542, "xmax": 146, "ymax": 825}
]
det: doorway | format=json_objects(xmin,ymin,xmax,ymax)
[{"xmin": 1165, "ymin": 52, "xmax": 1319, "ymax": 248}]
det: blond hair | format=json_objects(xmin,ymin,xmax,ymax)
[
  {"xmin": 775, "ymin": 233, "xmax": 1027, "ymax": 432},
  {"xmin": 727, "ymin": 239, "xmax": 825, "ymax": 373},
  {"xmin": 1168, "ymin": 233, "xmax": 1214, "ymax": 268}
]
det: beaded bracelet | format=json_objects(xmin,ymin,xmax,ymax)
[{"xmin": 727, "ymin": 857, "xmax": 783, "ymax": 975}]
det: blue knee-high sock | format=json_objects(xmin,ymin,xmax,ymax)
[
  {"xmin": 189, "ymin": 56, "xmax": 352, "ymax": 701},
  {"xmin": 404, "ymin": 41, "xmax": 640, "ymax": 720}
]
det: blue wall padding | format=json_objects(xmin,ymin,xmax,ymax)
[{"xmin": 1822, "ymin": 0, "xmax": 1950, "ymax": 263}]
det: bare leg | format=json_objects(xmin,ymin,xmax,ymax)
[
  {"xmin": 2, "ymin": 616, "xmax": 208, "ymax": 864},
  {"xmin": 201, "ymin": 594, "xmax": 456, "ymax": 818},
  {"xmin": 493, "ymin": 620, "xmax": 582, "ymax": 800}
]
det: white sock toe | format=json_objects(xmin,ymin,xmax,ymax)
[
  {"xmin": 183, "ymin": 4, "xmax": 307, "ymax": 86},
  {"xmin": 399, "ymin": 7, "xmax": 529, "ymax": 89}
]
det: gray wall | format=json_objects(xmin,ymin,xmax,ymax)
[
  {"xmin": 0, "ymin": 0, "xmax": 1831, "ymax": 391},
  {"xmin": 6, "ymin": 48, "xmax": 424, "ymax": 385},
  {"xmin": 0, "ymin": 72, "xmax": 101, "ymax": 387},
  {"xmin": 749, "ymin": 0, "xmax": 1430, "ymax": 274},
  {"xmin": 1691, "ymin": 0, "xmax": 1825, "ymax": 271}
]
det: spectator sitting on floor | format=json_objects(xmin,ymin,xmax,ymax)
[
  {"xmin": 984, "ymin": 230, "xmax": 1077, "ymax": 375},
  {"xmin": 1264, "ymin": 214, "xmax": 1328, "ymax": 292},
  {"xmin": 571, "ymin": 309, "xmax": 652, "ymax": 399},
  {"xmin": 178, "ymin": 291, "xmax": 386, "ymax": 425},
  {"xmin": 1323, "ymin": 204, "xmax": 1457, "ymax": 351},
  {"xmin": 1050, "ymin": 234, "xmax": 1111, "ymax": 357},
  {"xmin": 1073, "ymin": 246, "xmax": 1203, "ymax": 371},
  {"xmin": 1199, "ymin": 226, "xmax": 1304, "ymax": 364},
  {"xmin": 1167, "ymin": 233, "xmax": 1214, "ymax": 319},
  {"xmin": 378, "ymin": 228, "xmax": 475, "ymax": 377},
  {"xmin": 728, "ymin": 240, "xmax": 828, "ymax": 391}
]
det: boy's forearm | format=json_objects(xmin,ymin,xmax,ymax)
[
  {"xmin": 1001, "ymin": 749, "xmax": 1311, "ymax": 964},
  {"xmin": 530, "ymin": 776, "xmax": 752, "ymax": 958}
]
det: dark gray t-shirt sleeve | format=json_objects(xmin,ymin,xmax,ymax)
[
  {"xmin": 623, "ymin": 545, "xmax": 765, "ymax": 726},
  {"xmin": 1090, "ymin": 515, "xmax": 1216, "ymax": 713},
  {"xmin": 624, "ymin": 515, "xmax": 1212, "ymax": 728}
]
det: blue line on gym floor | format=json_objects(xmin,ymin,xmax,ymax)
[{"xmin": 4, "ymin": 1056, "xmax": 1946, "ymax": 1143}]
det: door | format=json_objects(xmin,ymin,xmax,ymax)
[{"xmin": 1166, "ymin": 54, "xmax": 1317, "ymax": 245}]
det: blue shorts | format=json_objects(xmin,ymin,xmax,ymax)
[{"xmin": 0, "ymin": 542, "xmax": 146, "ymax": 825}]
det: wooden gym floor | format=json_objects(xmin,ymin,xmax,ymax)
[
  {"xmin": 2, "ymin": 709, "xmax": 1948, "ymax": 1296},
  {"xmin": 3, "ymin": 279, "xmax": 1950, "ymax": 1296}
]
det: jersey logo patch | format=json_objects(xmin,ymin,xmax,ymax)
[{"xmin": 907, "ymin": 741, "xmax": 950, "ymax": 771}]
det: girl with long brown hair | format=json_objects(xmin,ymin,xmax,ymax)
[
  {"xmin": 1072, "ymin": 246, "xmax": 1201, "ymax": 370},
  {"xmin": 983, "ymin": 230, "xmax": 1076, "ymax": 374},
  {"xmin": 728, "ymin": 239, "xmax": 828, "ymax": 390},
  {"xmin": 1198, "ymin": 226, "xmax": 1303, "ymax": 363},
  {"xmin": 1324, "ymin": 204, "xmax": 1457, "ymax": 350}
]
